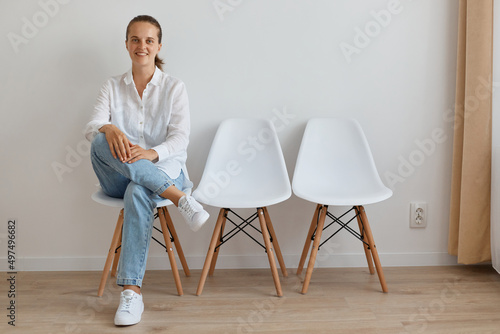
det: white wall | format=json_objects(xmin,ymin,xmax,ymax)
[{"xmin": 0, "ymin": 0, "xmax": 460, "ymax": 271}]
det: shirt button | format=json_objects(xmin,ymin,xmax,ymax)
[{"xmin": 139, "ymin": 122, "xmax": 143, "ymax": 125}]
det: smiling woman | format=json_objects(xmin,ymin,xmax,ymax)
[{"xmin": 84, "ymin": 15, "xmax": 209, "ymax": 327}]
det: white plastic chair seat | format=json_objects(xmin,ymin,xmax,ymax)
[
  {"xmin": 292, "ymin": 118, "xmax": 392, "ymax": 206},
  {"xmin": 193, "ymin": 118, "xmax": 291, "ymax": 208},
  {"xmin": 91, "ymin": 189, "xmax": 174, "ymax": 208},
  {"xmin": 195, "ymin": 188, "xmax": 289, "ymax": 209}
]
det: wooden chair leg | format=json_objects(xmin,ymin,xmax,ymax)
[
  {"xmin": 297, "ymin": 204, "xmax": 321, "ymax": 275},
  {"xmin": 262, "ymin": 207, "xmax": 288, "ymax": 277},
  {"xmin": 196, "ymin": 209, "xmax": 227, "ymax": 296},
  {"xmin": 301, "ymin": 205, "xmax": 327, "ymax": 294},
  {"xmin": 358, "ymin": 206, "xmax": 388, "ymax": 293},
  {"xmin": 98, "ymin": 209, "xmax": 124, "ymax": 297},
  {"xmin": 110, "ymin": 222, "xmax": 123, "ymax": 277},
  {"xmin": 158, "ymin": 207, "xmax": 183, "ymax": 296},
  {"xmin": 355, "ymin": 206, "xmax": 375, "ymax": 275},
  {"xmin": 209, "ymin": 215, "xmax": 227, "ymax": 276},
  {"xmin": 161, "ymin": 207, "xmax": 190, "ymax": 277},
  {"xmin": 258, "ymin": 208, "xmax": 283, "ymax": 297},
  {"xmin": 110, "ymin": 243, "xmax": 121, "ymax": 277}
]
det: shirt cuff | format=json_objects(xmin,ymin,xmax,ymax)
[
  {"xmin": 85, "ymin": 121, "xmax": 111, "ymax": 142},
  {"xmin": 96, "ymin": 122, "xmax": 111, "ymax": 132},
  {"xmin": 151, "ymin": 145, "xmax": 169, "ymax": 163}
]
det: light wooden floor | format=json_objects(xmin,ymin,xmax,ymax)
[{"xmin": 2, "ymin": 266, "xmax": 500, "ymax": 333}]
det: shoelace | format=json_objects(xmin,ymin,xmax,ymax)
[
  {"xmin": 180, "ymin": 197, "xmax": 199, "ymax": 219},
  {"xmin": 119, "ymin": 295, "xmax": 134, "ymax": 312}
]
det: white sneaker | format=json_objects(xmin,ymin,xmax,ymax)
[
  {"xmin": 114, "ymin": 289, "xmax": 144, "ymax": 326},
  {"xmin": 178, "ymin": 195, "xmax": 209, "ymax": 232}
]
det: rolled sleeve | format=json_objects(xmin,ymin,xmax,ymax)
[{"xmin": 85, "ymin": 120, "xmax": 111, "ymax": 142}]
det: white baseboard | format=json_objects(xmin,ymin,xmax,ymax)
[{"xmin": 1, "ymin": 252, "xmax": 460, "ymax": 272}]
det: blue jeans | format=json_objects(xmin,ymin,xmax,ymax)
[{"xmin": 90, "ymin": 133, "xmax": 184, "ymax": 287}]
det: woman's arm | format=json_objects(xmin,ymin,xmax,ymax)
[
  {"xmin": 85, "ymin": 80, "xmax": 133, "ymax": 162},
  {"xmin": 151, "ymin": 81, "xmax": 190, "ymax": 162},
  {"xmin": 84, "ymin": 81, "xmax": 113, "ymax": 142}
]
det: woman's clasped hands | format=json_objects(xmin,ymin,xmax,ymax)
[{"xmin": 101, "ymin": 124, "xmax": 158, "ymax": 163}]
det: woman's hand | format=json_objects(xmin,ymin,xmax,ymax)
[
  {"xmin": 99, "ymin": 124, "xmax": 132, "ymax": 162},
  {"xmin": 126, "ymin": 145, "xmax": 159, "ymax": 163}
]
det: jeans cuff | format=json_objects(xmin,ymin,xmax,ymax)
[
  {"xmin": 116, "ymin": 278, "xmax": 143, "ymax": 288},
  {"xmin": 155, "ymin": 180, "xmax": 174, "ymax": 195}
]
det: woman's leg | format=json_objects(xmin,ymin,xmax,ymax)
[
  {"xmin": 159, "ymin": 184, "xmax": 185, "ymax": 206},
  {"xmin": 116, "ymin": 182, "xmax": 157, "ymax": 289},
  {"xmin": 117, "ymin": 172, "xmax": 185, "ymax": 290},
  {"xmin": 91, "ymin": 133, "xmax": 176, "ymax": 197},
  {"xmin": 90, "ymin": 135, "xmax": 130, "ymax": 198},
  {"xmin": 113, "ymin": 182, "xmax": 157, "ymax": 326}
]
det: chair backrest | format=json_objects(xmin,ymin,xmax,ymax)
[
  {"xmin": 292, "ymin": 118, "xmax": 392, "ymax": 206},
  {"xmin": 193, "ymin": 118, "xmax": 291, "ymax": 208}
]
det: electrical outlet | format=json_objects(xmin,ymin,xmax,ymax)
[{"xmin": 410, "ymin": 202, "xmax": 427, "ymax": 228}]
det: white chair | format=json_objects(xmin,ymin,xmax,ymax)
[
  {"xmin": 193, "ymin": 118, "xmax": 291, "ymax": 297},
  {"xmin": 93, "ymin": 182, "xmax": 191, "ymax": 297},
  {"xmin": 293, "ymin": 118, "xmax": 392, "ymax": 293}
]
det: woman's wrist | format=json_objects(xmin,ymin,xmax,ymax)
[
  {"xmin": 99, "ymin": 124, "xmax": 111, "ymax": 133},
  {"xmin": 149, "ymin": 149, "xmax": 159, "ymax": 163}
]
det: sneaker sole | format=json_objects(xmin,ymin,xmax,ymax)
[{"xmin": 114, "ymin": 304, "xmax": 144, "ymax": 326}]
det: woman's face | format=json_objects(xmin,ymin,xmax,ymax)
[{"xmin": 125, "ymin": 22, "xmax": 162, "ymax": 69}]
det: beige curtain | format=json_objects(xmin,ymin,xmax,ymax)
[{"xmin": 448, "ymin": 0, "xmax": 493, "ymax": 264}]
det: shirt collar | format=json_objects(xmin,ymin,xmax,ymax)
[{"xmin": 123, "ymin": 66, "xmax": 163, "ymax": 86}]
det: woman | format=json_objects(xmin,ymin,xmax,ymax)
[{"xmin": 85, "ymin": 15, "xmax": 209, "ymax": 326}]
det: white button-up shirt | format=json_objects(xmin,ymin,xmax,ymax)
[{"xmin": 85, "ymin": 67, "xmax": 190, "ymax": 179}]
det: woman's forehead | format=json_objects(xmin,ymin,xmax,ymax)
[{"xmin": 128, "ymin": 22, "xmax": 159, "ymax": 38}]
